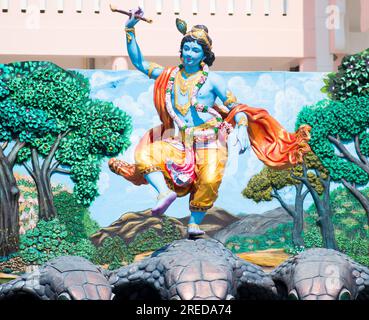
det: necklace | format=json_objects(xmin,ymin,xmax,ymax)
[
  {"xmin": 165, "ymin": 63, "xmax": 233, "ymax": 138},
  {"xmin": 176, "ymin": 70, "xmax": 201, "ymax": 96},
  {"xmin": 174, "ymin": 70, "xmax": 202, "ymax": 115},
  {"xmin": 182, "ymin": 68, "xmax": 201, "ymax": 78}
]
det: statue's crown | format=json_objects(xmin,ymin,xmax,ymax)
[{"xmin": 176, "ymin": 18, "xmax": 212, "ymax": 50}]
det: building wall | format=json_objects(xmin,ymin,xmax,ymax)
[
  {"xmin": 329, "ymin": 0, "xmax": 369, "ymax": 69},
  {"xmin": 0, "ymin": 0, "xmax": 368, "ymax": 71}
]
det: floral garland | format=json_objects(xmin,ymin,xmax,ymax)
[{"xmin": 165, "ymin": 63, "xmax": 233, "ymax": 138}]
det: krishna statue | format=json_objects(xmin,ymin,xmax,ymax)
[{"xmin": 109, "ymin": 7, "xmax": 311, "ymax": 237}]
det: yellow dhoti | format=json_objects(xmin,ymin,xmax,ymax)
[{"xmin": 135, "ymin": 132, "xmax": 228, "ymax": 212}]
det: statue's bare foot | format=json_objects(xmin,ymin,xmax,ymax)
[
  {"xmin": 151, "ymin": 190, "xmax": 177, "ymax": 216},
  {"xmin": 187, "ymin": 223, "xmax": 205, "ymax": 238}
]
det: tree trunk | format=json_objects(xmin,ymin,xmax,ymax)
[
  {"xmin": 312, "ymin": 179, "xmax": 338, "ymax": 250},
  {"xmin": 28, "ymin": 133, "xmax": 71, "ymax": 221},
  {"xmin": 44, "ymin": 172, "xmax": 57, "ymax": 218},
  {"xmin": 329, "ymin": 135, "xmax": 369, "ymax": 225},
  {"xmin": 34, "ymin": 174, "xmax": 56, "ymax": 221},
  {"xmin": 317, "ymin": 206, "xmax": 337, "ymax": 250},
  {"xmin": 0, "ymin": 160, "xmax": 20, "ymax": 256},
  {"xmin": 292, "ymin": 214, "xmax": 304, "ymax": 247},
  {"xmin": 31, "ymin": 149, "xmax": 57, "ymax": 221},
  {"xmin": 293, "ymin": 185, "xmax": 306, "ymax": 247},
  {"xmin": 272, "ymin": 187, "xmax": 304, "ymax": 247},
  {"xmin": 294, "ymin": 166, "xmax": 338, "ymax": 250},
  {"xmin": 342, "ymin": 179, "xmax": 369, "ymax": 225}
]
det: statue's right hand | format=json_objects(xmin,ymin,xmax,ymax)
[{"xmin": 125, "ymin": 7, "xmax": 144, "ymax": 28}]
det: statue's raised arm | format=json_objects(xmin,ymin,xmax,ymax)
[{"xmin": 124, "ymin": 7, "xmax": 164, "ymax": 80}]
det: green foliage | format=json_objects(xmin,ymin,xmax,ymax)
[
  {"xmin": 92, "ymin": 237, "xmax": 133, "ymax": 269},
  {"xmin": 81, "ymin": 213, "xmax": 100, "ymax": 238},
  {"xmin": 51, "ymin": 183, "xmax": 64, "ymax": 193},
  {"xmin": 19, "ymin": 218, "xmax": 97, "ymax": 265},
  {"xmin": 54, "ymin": 191, "xmax": 100, "ymax": 242},
  {"xmin": 243, "ymin": 152, "xmax": 329, "ymax": 248},
  {"xmin": 243, "ymin": 153, "xmax": 326, "ymax": 205},
  {"xmin": 51, "ymin": 98, "xmax": 132, "ymax": 206},
  {"xmin": 228, "ymin": 186, "xmax": 369, "ymax": 266},
  {"xmin": 109, "ymin": 256, "xmax": 124, "ymax": 270},
  {"xmin": 17, "ymin": 179, "xmax": 34, "ymax": 188},
  {"xmin": 284, "ymin": 245, "xmax": 305, "ymax": 256},
  {"xmin": 0, "ymin": 99, "xmax": 56, "ymax": 145},
  {"xmin": 0, "ymin": 77, "xmax": 10, "ymax": 99},
  {"xmin": 162, "ymin": 216, "xmax": 182, "ymax": 244},
  {"xmin": 83, "ymin": 101, "xmax": 132, "ymax": 156},
  {"xmin": 302, "ymin": 225, "xmax": 323, "ymax": 249},
  {"xmin": 242, "ymin": 168, "xmax": 274, "ymax": 202},
  {"xmin": 1, "ymin": 61, "xmax": 133, "ymax": 208},
  {"xmin": 303, "ymin": 187, "xmax": 369, "ymax": 265},
  {"xmin": 69, "ymin": 155, "xmax": 102, "ymax": 206},
  {"xmin": 92, "ymin": 217, "xmax": 182, "ymax": 268},
  {"xmin": 0, "ymin": 63, "xmax": 63, "ymax": 145},
  {"xmin": 226, "ymin": 222, "xmax": 294, "ymax": 253},
  {"xmin": 19, "ymin": 219, "xmax": 69, "ymax": 264},
  {"xmin": 128, "ymin": 229, "xmax": 165, "ymax": 256},
  {"xmin": 337, "ymin": 233, "xmax": 369, "ymax": 265},
  {"xmin": 128, "ymin": 217, "xmax": 182, "ymax": 256},
  {"xmin": 18, "ymin": 188, "xmax": 100, "ymax": 265},
  {"xmin": 9, "ymin": 63, "xmax": 89, "ymax": 117},
  {"xmin": 1, "ymin": 61, "xmax": 50, "ymax": 82},
  {"xmin": 71, "ymin": 239, "xmax": 98, "ymax": 261},
  {"xmin": 296, "ymin": 95, "xmax": 369, "ymax": 186},
  {"xmin": 321, "ymin": 49, "xmax": 369, "ymax": 101}
]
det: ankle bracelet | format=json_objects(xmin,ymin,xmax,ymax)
[
  {"xmin": 188, "ymin": 223, "xmax": 200, "ymax": 230},
  {"xmin": 157, "ymin": 190, "xmax": 175, "ymax": 200}
]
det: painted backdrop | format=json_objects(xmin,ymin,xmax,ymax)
[{"xmin": 17, "ymin": 70, "xmax": 327, "ymax": 226}]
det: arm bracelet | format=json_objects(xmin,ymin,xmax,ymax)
[
  {"xmin": 148, "ymin": 62, "xmax": 163, "ymax": 79},
  {"xmin": 125, "ymin": 27, "xmax": 136, "ymax": 34},
  {"xmin": 237, "ymin": 116, "xmax": 248, "ymax": 127},
  {"xmin": 125, "ymin": 27, "xmax": 135, "ymax": 43},
  {"xmin": 224, "ymin": 90, "xmax": 237, "ymax": 107}
]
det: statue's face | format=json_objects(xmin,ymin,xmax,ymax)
[{"xmin": 182, "ymin": 41, "xmax": 204, "ymax": 68}]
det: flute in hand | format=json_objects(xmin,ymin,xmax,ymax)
[{"xmin": 110, "ymin": 4, "xmax": 153, "ymax": 24}]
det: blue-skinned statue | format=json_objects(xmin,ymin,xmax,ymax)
[{"xmin": 109, "ymin": 7, "xmax": 311, "ymax": 237}]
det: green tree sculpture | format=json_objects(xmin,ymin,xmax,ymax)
[
  {"xmin": 289, "ymin": 152, "xmax": 337, "ymax": 250},
  {"xmin": 242, "ymin": 152, "xmax": 329, "ymax": 248},
  {"xmin": 321, "ymin": 49, "xmax": 369, "ymax": 101},
  {"xmin": 0, "ymin": 62, "xmax": 56, "ymax": 256},
  {"xmin": 296, "ymin": 96, "xmax": 369, "ymax": 226},
  {"xmin": 10, "ymin": 62, "xmax": 132, "ymax": 219},
  {"xmin": 242, "ymin": 166, "xmax": 307, "ymax": 247},
  {"xmin": 55, "ymin": 100, "xmax": 132, "ymax": 206}
]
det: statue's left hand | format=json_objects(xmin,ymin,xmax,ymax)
[
  {"xmin": 234, "ymin": 125, "xmax": 249, "ymax": 155},
  {"xmin": 125, "ymin": 7, "xmax": 144, "ymax": 28}
]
